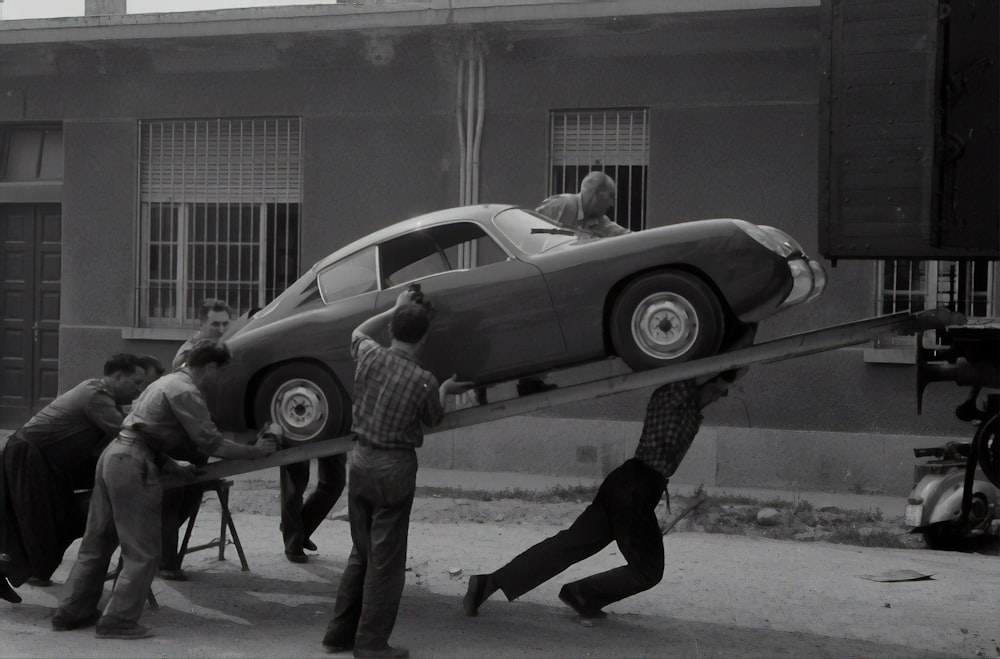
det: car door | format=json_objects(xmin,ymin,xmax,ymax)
[{"xmin": 375, "ymin": 221, "xmax": 566, "ymax": 383}]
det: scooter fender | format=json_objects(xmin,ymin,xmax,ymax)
[{"xmin": 910, "ymin": 470, "xmax": 996, "ymax": 527}]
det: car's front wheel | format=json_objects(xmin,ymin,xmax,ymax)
[
  {"xmin": 253, "ymin": 363, "xmax": 348, "ymax": 445},
  {"xmin": 610, "ymin": 270, "xmax": 724, "ymax": 370}
]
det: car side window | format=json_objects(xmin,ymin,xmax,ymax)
[
  {"xmin": 441, "ymin": 227, "xmax": 508, "ymax": 270},
  {"xmin": 317, "ymin": 247, "xmax": 377, "ymax": 303},
  {"xmin": 381, "ymin": 230, "xmax": 446, "ymax": 287},
  {"xmin": 380, "ymin": 222, "xmax": 508, "ymax": 287}
]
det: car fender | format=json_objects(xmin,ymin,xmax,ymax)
[{"xmin": 526, "ymin": 220, "xmax": 791, "ymax": 355}]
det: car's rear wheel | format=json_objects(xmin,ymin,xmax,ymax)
[
  {"xmin": 610, "ymin": 271, "xmax": 724, "ymax": 370},
  {"xmin": 253, "ymin": 363, "xmax": 348, "ymax": 445}
]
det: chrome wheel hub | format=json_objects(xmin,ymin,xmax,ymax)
[
  {"xmin": 631, "ymin": 292, "xmax": 699, "ymax": 360},
  {"xmin": 271, "ymin": 378, "xmax": 328, "ymax": 442}
]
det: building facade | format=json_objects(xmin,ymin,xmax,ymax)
[{"xmin": 0, "ymin": 1, "xmax": 994, "ymax": 492}]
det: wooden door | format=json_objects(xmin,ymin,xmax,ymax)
[{"xmin": 0, "ymin": 204, "xmax": 61, "ymax": 426}]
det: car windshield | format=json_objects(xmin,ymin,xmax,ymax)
[{"xmin": 492, "ymin": 208, "xmax": 580, "ymax": 255}]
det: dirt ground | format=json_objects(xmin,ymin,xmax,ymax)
[
  {"xmin": 2, "ymin": 479, "xmax": 998, "ymax": 658},
  {"xmin": 230, "ymin": 478, "xmax": 934, "ymax": 550}
]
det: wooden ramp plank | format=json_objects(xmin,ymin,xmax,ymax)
[{"xmin": 176, "ymin": 308, "xmax": 962, "ymax": 486}]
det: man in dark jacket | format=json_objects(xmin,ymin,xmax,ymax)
[
  {"xmin": 0, "ymin": 354, "xmax": 147, "ymax": 604},
  {"xmin": 52, "ymin": 341, "xmax": 279, "ymax": 639}
]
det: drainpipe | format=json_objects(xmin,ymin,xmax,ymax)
[
  {"xmin": 456, "ymin": 58, "xmax": 467, "ymax": 206},
  {"xmin": 464, "ymin": 43, "xmax": 476, "ymax": 207},
  {"xmin": 470, "ymin": 54, "xmax": 485, "ymax": 205},
  {"xmin": 455, "ymin": 43, "xmax": 486, "ymax": 270}
]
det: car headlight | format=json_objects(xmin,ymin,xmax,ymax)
[
  {"xmin": 806, "ymin": 260, "xmax": 827, "ymax": 302},
  {"xmin": 781, "ymin": 259, "xmax": 815, "ymax": 307},
  {"xmin": 734, "ymin": 220, "xmax": 804, "ymax": 258}
]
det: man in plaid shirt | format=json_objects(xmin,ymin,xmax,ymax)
[
  {"xmin": 323, "ymin": 289, "xmax": 468, "ymax": 659},
  {"xmin": 464, "ymin": 328, "xmax": 754, "ymax": 620}
]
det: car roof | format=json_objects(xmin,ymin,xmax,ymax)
[{"xmin": 310, "ymin": 203, "xmax": 518, "ymax": 273}]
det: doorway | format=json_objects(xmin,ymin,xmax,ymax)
[{"xmin": 0, "ymin": 203, "xmax": 61, "ymax": 426}]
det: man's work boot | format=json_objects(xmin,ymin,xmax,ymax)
[
  {"xmin": 463, "ymin": 574, "xmax": 497, "ymax": 617},
  {"xmin": 95, "ymin": 623, "xmax": 154, "ymax": 640},
  {"xmin": 558, "ymin": 583, "xmax": 607, "ymax": 619},
  {"xmin": 51, "ymin": 610, "xmax": 100, "ymax": 631},
  {"xmin": 0, "ymin": 577, "xmax": 21, "ymax": 604},
  {"xmin": 352, "ymin": 646, "xmax": 408, "ymax": 658}
]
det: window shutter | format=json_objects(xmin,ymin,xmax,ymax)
[
  {"xmin": 550, "ymin": 110, "xmax": 649, "ymax": 167},
  {"xmin": 139, "ymin": 118, "xmax": 301, "ymax": 204}
]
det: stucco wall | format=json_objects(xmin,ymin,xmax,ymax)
[
  {"xmin": 420, "ymin": 415, "xmax": 963, "ymax": 496},
  {"xmin": 2, "ymin": 15, "xmax": 981, "ymax": 443}
]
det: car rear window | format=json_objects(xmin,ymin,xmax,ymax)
[{"xmin": 317, "ymin": 246, "xmax": 378, "ymax": 303}]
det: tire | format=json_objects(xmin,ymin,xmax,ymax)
[
  {"xmin": 976, "ymin": 413, "xmax": 998, "ymax": 489},
  {"xmin": 920, "ymin": 494, "xmax": 992, "ymax": 552},
  {"xmin": 610, "ymin": 271, "xmax": 725, "ymax": 370},
  {"xmin": 921, "ymin": 522, "xmax": 970, "ymax": 552},
  {"xmin": 253, "ymin": 363, "xmax": 348, "ymax": 445}
]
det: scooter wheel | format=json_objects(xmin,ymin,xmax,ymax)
[
  {"xmin": 976, "ymin": 413, "xmax": 998, "ymax": 489},
  {"xmin": 921, "ymin": 523, "xmax": 963, "ymax": 551}
]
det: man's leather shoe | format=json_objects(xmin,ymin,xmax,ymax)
[
  {"xmin": 52, "ymin": 610, "xmax": 101, "ymax": 631},
  {"xmin": 323, "ymin": 641, "xmax": 353, "ymax": 653},
  {"xmin": 95, "ymin": 623, "xmax": 154, "ymax": 640},
  {"xmin": 157, "ymin": 568, "xmax": 188, "ymax": 581},
  {"xmin": 463, "ymin": 574, "xmax": 494, "ymax": 617},
  {"xmin": 516, "ymin": 377, "xmax": 557, "ymax": 397},
  {"xmin": 285, "ymin": 551, "xmax": 309, "ymax": 564},
  {"xmin": 0, "ymin": 577, "xmax": 21, "ymax": 604},
  {"xmin": 303, "ymin": 539, "xmax": 318, "ymax": 552},
  {"xmin": 558, "ymin": 583, "xmax": 607, "ymax": 619},
  {"xmin": 353, "ymin": 646, "xmax": 409, "ymax": 659}
]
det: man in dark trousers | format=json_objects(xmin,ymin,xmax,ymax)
[
  {"xmin": 280, "ymin": 452, "xmax": 346, "ymax": 563},
  {"xmin": 321, "ymin": 289, "xmax": 469, "ymax": 659},
  {"xmin": 0, "ymin": 354, "xmax": 147, "ymax": 604},
  {"xmin": 463, "ymin": 329, "xmax": 754, "ymax": 619},
  {"xmin": 52, "ymin": 341, "xmax": 279, "ymax": 639}
]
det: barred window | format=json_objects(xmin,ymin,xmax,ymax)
[
  {"xmin": 878, "ymin": 259, "xmax": 994, "ymax": 318},
  {"xmin": 548, "ymin": 109, "xmax": 648, "ymax": 232},
  {"xmin": 874, "ymin": 259, "xmax": 995, "ymax": 353},
  {"xmin": 138, "ymin": 118, "xmax": 301, "ymax": 326}
]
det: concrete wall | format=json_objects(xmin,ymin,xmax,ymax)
[{"xmin": 421, "ymin": 416, "xmax": 960, "ymax": 496}]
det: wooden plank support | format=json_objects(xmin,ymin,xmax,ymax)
[{"xmin": 176, "ymin": 308, "xmax": 963, "ymax": 486}]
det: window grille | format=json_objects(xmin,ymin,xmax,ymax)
[
  {"xmin": 549, "ymin": 109, "xmax": 648, "ymax": 231},
  {"xmin": 876, "ymin": 259, "xmax": 995, "ymax": 349},
  {"xmin": 878, "ymin": 259, "xmax": 995, "ymax": 318},
  {"xmin": 138, "ymin": 118, "xmax": 301, "ymax": 326}
]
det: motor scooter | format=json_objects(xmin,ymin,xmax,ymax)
[{"xmin": 905, "ymin": 391, "xmax": 999, "ymax": 550}]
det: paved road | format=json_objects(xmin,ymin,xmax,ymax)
[{"xmin": 2, "ymin": 475, "xmax": 997, "ymax": 659}]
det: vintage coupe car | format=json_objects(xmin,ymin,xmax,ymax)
[{"xmin": 214, "ymin": 204, "xmax": 826, "ymax": 443}]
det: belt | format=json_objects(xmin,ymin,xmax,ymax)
[
  {"xmin": 354, "ymin": 436, "xmax": 385, "ymax": 450},
  {"xmin": 354, "ymin": 436, "xmax": 414, "ymax": 451},
  {"xmin": 115, "ymin": 431, "xmax": 153, "ymax": 453}
]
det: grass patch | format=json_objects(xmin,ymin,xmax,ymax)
[
  {"xmin": 415, "ymin": 482, "xmax": 914, "ymax": 550},
  {"xmin": 416, "ymin": 483, "xmax": 599, "ymax": 503},
  {"xmin": 825, "ymin": 527, "xmax": 913, "ymax": 549}
]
